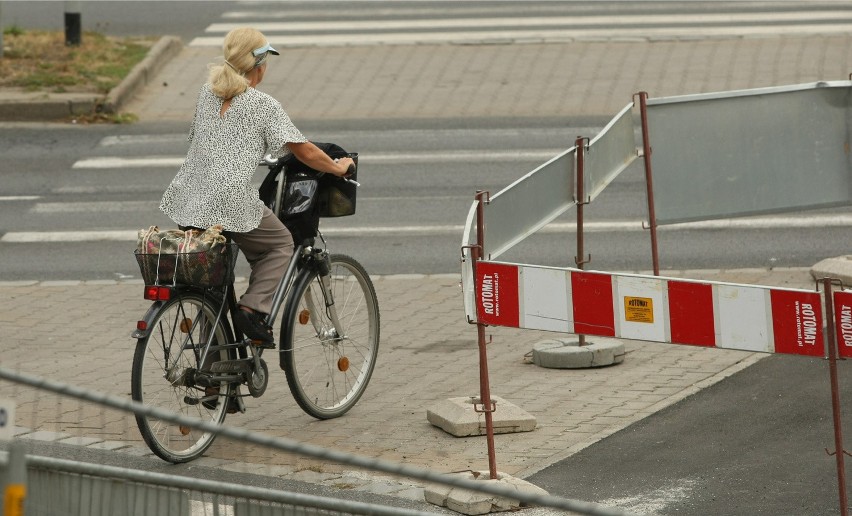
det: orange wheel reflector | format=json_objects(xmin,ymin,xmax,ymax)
[
  {"xmin": 179, "ymin": 425, "xmax": 191, "ymax": 436},
  {"xmin": 179, "ymin": 318, "xmax": 193, "ymax": 334},
  {"xmin": 298, "ymin": 309, "xmax": 310, "ymax": 325},
  {"xmin": 337, "ymin": 357, "xmax": 350, "ymax": 372}
]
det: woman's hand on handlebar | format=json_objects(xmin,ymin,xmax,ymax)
[
  {"xmin": 332, "ymin": 157, "xmax": 356, "ymax": 177},
  {"xmin": 286, "ymin": 142, "xmax": 354, "ymax": 177}
]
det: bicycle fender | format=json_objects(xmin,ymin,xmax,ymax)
[
  {"xmin": 131, "ymin": 301, "xmax": 165, "ymax": 339},
  {"xmin": 279, "ymin": 269, "xmax": 314, "ymax": 371}
]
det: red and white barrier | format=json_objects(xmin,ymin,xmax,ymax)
[
  {"xmin": 832, "ymin": 291, "xmax": 852, "ymax": 359},
  {"xmin": 476, "ymin": 261, "xmax": 825, "ymax": 357}
]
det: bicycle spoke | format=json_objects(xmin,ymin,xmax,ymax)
[
  {"xmin": 132, "ymin": 293, "xmax": 232, "ymax": 463},
  {"xmin": 282, "ymin": 254, "xmax": 379, "ymax": 419}
]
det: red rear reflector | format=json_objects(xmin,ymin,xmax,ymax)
[
  {"xmin": 137, "ymin": 320, "xmax": 148, "ymax": 331},
  {"xmin": 144, "ymin": 285, "xmax": 172, "ymax": 301}
]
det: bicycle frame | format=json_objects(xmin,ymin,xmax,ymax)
[
  {"xmin": 132, "ymin": 144, "xmax": 377, "ymax": 462},
  {"xmin": 268, "ymin": 241, "xmax": 346, "ymax": 365},
  {"xmin": 133, "ymin": 240, "xmax": 341, "ymax": 372},
  {"xmin": 267, "ymin": 243, "xmax": 305, "ymax": 326}
]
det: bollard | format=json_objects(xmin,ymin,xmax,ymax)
[
  {"xmin": 2, "ymin": 441, "xmax": 26, "ymax": 516},
  {"xmin": 64, "ymin": 0, "xmax": 81, "ymax": 46}
]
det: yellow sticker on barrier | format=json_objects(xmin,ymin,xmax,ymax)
[
  {"xmin": 4, "ymin": 484, "xmax": 26, "ymax": 516},
  {"xmin": 624, "ymin": 296, "xmax": 654, "ymax": 323}
]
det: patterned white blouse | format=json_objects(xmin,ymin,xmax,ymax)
[{"xmin": 160, "ymin": 83, "xmax": 307, "ymax": 232}]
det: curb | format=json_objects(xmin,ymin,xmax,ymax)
[
  {"xmin": 101, "ymin": 35, "xmax": 183, "ymax": 115},
  {"xmin": 0, "ymin": 35, "xmax": 183, "ymax": 122}
]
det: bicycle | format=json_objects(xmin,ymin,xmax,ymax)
[{"xmin": 130, "ymin": 147, "xmax": 380, "ymax": 464}]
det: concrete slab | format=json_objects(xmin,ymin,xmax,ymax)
[
  {"xmin": 532, "ymin": 337, "xmax": 625, "ymax": 369},
  {"xmin": 424, "ymin": 470, "xmax": 549, "ymax": 515},
  {"xmin": 811, "ymin": 256, "xmax": 852, "ymax": 287},
  {"xmin": 426, "ymin": 396, "xmax": 536, "ymax": 437}
]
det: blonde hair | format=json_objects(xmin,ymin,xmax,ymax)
[{"xmin": 208, "ymin": 27, "xmax": 268, "ymax": 99}]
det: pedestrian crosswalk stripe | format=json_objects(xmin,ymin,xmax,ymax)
[
  {"xmin": 71, "ymin": 150, "xmax": 563, "ymax": 169},
  {"xmin": 191, "ymin": 22, "xmax": 852, "ymax": 48},
  {"xmin": 0, "ymin": 196, "xmax": 40, "ymax": 201},
  {"xmin": 72, "ymin": 157, "xmax": 184, "ymax": 169},
  {"xmin": 203, "ymin": 11, "xmax": 852, "ymax": 34},
  {"xmin": 192, "ymin": 7, "xmax": 852, "ymax": 48},
  {"xmin": 5, "ymin": 215, "xmax": 852, "ymax": 243},
  {"xmin": 31, "ymin": 201, "xmax": 156, "ymax": 214}
]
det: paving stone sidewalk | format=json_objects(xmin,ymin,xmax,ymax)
[
  {"xmin": 0, "ymin": 266, "xmax": 822, "ymax": 501},
  {"xmin": 123, "ymin": 35, "xmax": 852, "ymax": 124}
]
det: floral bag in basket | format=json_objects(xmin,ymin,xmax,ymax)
[{"xmin": 135, "ymin": 225, "xmax": 238, "ymax": 287}]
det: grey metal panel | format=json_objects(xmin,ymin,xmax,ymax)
[
  {"xmin": 460, "ymin": 150, "xmax": 576, "ymax": 322},
  {"xmin": 646, "ymin": 81, "xmax": 852, "ymax": 225},
  {"xmin": 461, "ymin": 199, "xmax": 479, "ymax": 322},
  {"xmin": 485, "ymin": 147, "xmax": 577, "ymax": 259},
  {"xmin": 586, "ymin": 103, "xmax": 639, "ymax": 202}
]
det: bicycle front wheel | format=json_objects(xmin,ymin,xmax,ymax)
[
  {"xmin": 281, "ymin": 254, "xmax": 380, "ymax": 419},
  {"xmin": 131, "ymin": 292, "xmax": 232, "ymax": 463}
]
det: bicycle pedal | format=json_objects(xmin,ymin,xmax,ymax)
[
  {"xmin": 209, "ymin": 359, "xmax": 252, "ymax": 374},
  {"xmin": 248, "ymin": 339, "xmax": 275, "ymax": 350}
]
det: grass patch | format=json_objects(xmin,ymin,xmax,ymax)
[{"xmin": 0, "ymin": 27, "xmax": 152, "ymax": 94}]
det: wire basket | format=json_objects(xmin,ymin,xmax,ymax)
[{"xmin": 135, "ymin": 242, "xmax": 239, "ymax": 287}]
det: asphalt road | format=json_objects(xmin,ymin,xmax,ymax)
[
  {"xmin": 3, "ymin": 118, "xmax": 852, "ymax": 281},
  {"xmin": 529, "ymin": 353, "xmax": 852, "ymax": 515}
]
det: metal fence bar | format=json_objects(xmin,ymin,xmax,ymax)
[
  {"xmin": 0, "ymin": 452, "xmax": 432, "ymax": 516},
  {"xmin": 0, "ymin": 366, "xmax": 635, "ymax": 516}
]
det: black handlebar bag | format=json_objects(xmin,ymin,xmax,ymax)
[{"xmin": 258, "ymin": 142, "xmax": 358, "ymax": 244}]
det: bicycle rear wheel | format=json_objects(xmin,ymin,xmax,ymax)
[
  {"xmin": 131, "ymin": 292, "xmax": 232, "ymax": 463},
  {"xmin": 281, "ymin": 254, "xmax": 380, "ymax": 419}
]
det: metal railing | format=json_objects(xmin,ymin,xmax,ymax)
[
  {"xmin": 0, "ymin": 366, "xmax": 635, "ymax": 516},
  {"xmin": 2, "ymin": 444, "xmax": 435, "ymax": 516}
]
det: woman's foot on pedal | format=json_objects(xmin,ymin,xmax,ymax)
[
  {"xmin": 202, "ymin": 387, "xmax": 241, "ymax": 414},
  {"xmin": 235, "ymin": 307, "xmax": 274, "ymax": 348}
]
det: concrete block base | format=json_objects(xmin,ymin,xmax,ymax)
[
  {"xmin": 424, "ymin": 470, "xmax": 549, "ymax": 515},
  {"xmin": 426, "ymin": 396, "xmax": 536, "ymax": 437},
  {"xmin": 532, "ymin": 337, "xmax": 625, "ymax": 369},
  {"xmin": 811, "ymin": 256, "xmax": 852, "ymax": 287}
]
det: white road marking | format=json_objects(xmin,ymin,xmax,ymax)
[
  {"xmin": 204, "ymin": 12, "xmax": 852, "ymax": 34},
  {"xmin": 3, "ymin": 214, "xmax": 851, "ymax": 243},
  {"xmin": 71, "ymin": 150, "xmax": 563, "ymax": 169}
]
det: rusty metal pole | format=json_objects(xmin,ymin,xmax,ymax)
[
  {"xmin": 637, "ymin": 92, "xmax": 660, "ymax": 276},
  {"xmin": 472, "ymin": 190, "xmax": 498, "ymax": 480},
  {"xmin": 822, "ymin": 278, "xmax": 848, "ymax": 516},
  {"xmin": 575, "ymin": 137, "xmax": 588, "ymax": 347}
]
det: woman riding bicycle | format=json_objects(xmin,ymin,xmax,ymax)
[{"xmin": 159, "ymin": 27, "xmax": 354, "ymax": 346}]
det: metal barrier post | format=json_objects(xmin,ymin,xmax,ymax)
[
  {"xmin": 575, "ymin": 136, "xmax": 590, "ymax": 347},
  {"xmin": 822, "ymin": 278, "xmax": 849, "ymax": 516},
  {"xmin": 472, "ymin": 190, "xmax": 499, "ymax": 480},
  {"xmin": 636, "ymin": 92, "xmax": 660, "ymax": 276},
  {"xmin": 3, "ymin": 441, "xmax": 26, "ymax": 516}
]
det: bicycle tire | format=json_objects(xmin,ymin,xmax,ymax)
[
  {"xmin": 281, "ymin": 253, "xmax": 380, "ymax": 419},
  {"xmin": 131, "ymin": 292, "xmax": 232, "ymax": 463}
]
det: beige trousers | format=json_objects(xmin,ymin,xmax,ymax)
[{"xmin": 229, "ymin": 207, "xmax": 294, "ymax": 314}]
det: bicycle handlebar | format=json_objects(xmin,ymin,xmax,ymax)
[{"xmin": 259, "ymin": 154, "xmax": 359, "ymax": 187}]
